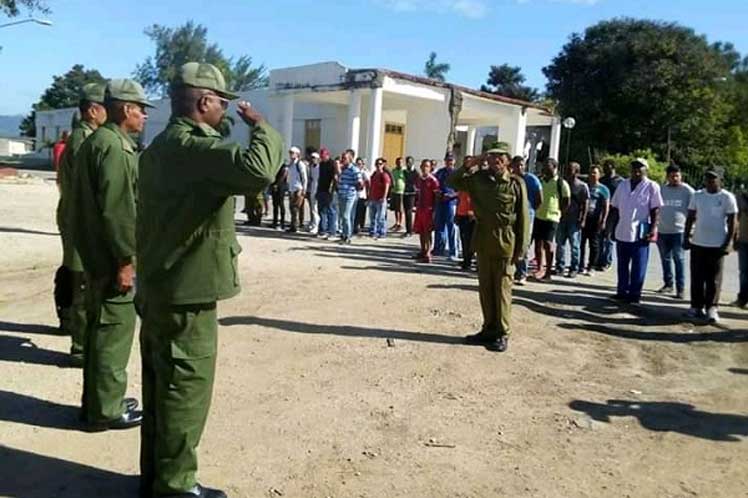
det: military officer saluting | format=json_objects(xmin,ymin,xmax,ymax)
[
  {"xmin": 56, "ymin": 82, "xmax": 108, "ymax": 367},
  {"xmin": 447, "ymin": 146, "xmax": 530, "ymax": 352},
  {"xmin": 137, "ymin": 63, "xmax": 283, "ymax": 498},
  {"xmin": 72, "ymin": 79, "xmax": 152, "ymax": 429}
]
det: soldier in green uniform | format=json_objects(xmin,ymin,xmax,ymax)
[
  {"xmin": 447, "ymin": 147, "xmax": 530, "ymax": 352},
  {"xmin": 56, "ymin": 82, "xmax": 108, "ymax": 367},
  {"xmin": 72, "ymin": 79, "xmax": 153, "ymax": 430},
  {"xmin": 137, "ymin": 62, "xmax": 283, "ymax": 498}
]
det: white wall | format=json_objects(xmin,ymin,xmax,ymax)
[
  {"xmin": 0, "ymin": 138, "xmax": 31, "ymax": 156},
  {"xmin": 35, "ymin": 108, "xmax": 76, "ymax": 149}
]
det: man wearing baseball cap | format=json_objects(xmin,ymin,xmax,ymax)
[
  {"xmin": 137, "ymin": 62, "xmax": 283, "ymax": 498},
  {"xmin": 285, "ymin": 145, "xmax": 308, "ymax": 233},
  {"xmin": 72, "ymin": 79, "xmax": 153, "ymax": 432},
  {"xmin": 56, "ymin": 81, "xmax": 108, "ymax": 367}
]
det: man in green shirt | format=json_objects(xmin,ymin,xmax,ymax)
[
  {"xmin": 533, "ymin": 158, "xmax": 571, "ymax": 281},
  {"xmin": 72, "ymin": 79, "xmax": 152, "ymax": 431},
  {"xmin": 56, "ymin": 82, "xmax": 107, "ymax": 367},
  {"xmin": 390, "ymin": 156, "xmax": 407, "ymax": 232},
  {"xmin": 137, "ymin": 62, "xmax": 283, "ymax": 498}
]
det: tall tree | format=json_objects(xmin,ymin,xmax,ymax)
[
  {"xmin": 1, "ymin": 0, "xmax": 48, "ymax": 17},
  {"xmin": 20, "ymin": 64, "xmax": 105, "ymax": 137},
  {"xmin": 134, "ymin": 21, "xmax": 268, "ymax": 97},
  {"xmin": 480, "ymin": 64, "xmax": 539, "ymax": 102},
  {"xmin": 424, "ymin": 52, "xmax": 450, "ymax": 82},
  {"xmin": 543, "ymin": 18, "xmax": 734, "ymax": 170}
]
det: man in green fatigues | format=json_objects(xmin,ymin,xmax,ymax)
[
  {"xmin": 73, "ymin": 79, "xmax": 152, "ymax": 430},
  {"xmin": 137, "ymin": 62, "xmax": 283, "ymax": 498},
  {"xmin": 56, "ymin": 83, "xmax": 108, "ymax": 367},
  {"xmin": 447, "ymin": 147, "xmax": 530, "ymax": 352}
]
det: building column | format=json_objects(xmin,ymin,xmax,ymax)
[
  {"xmin": 466, "ymin": 127, "xmax": 478, "ymax": 156},
  {"xmin": 347, "ymin": 90, "xmax": 362, "ymax": 155},
  {"xmin": 280, "ymin": 93, "xmax": 294, "ymax": 149},
  {"xmin": 366, "ymin": 87, "xmax": 384, "ymax": 162},
  {"xmin": 549, "ymin": 116, "xmax": 562, "ymax": 161},
  {"xmin": 497, "ymin": 107, "xmax": 527, "ymax": 157}
]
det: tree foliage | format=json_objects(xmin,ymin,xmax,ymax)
[
  {"xmin": 424, "ymin": 52, "xmax": 450, "ymax": 82},
  {"xmin": 20, "ymin": 64, "xmax": 105, "ymax": 137},
  {"xmin": 0, "ymin": 0, "xmax": 48, "ymax": 17},
  {"xmin": 543, "ymin": 18, "xmax": 735, "ymax": 172},
  {"xmin": 480, "ymin": 64, "xmax": 539, "ymax": 102},
  {"xmin": 134, "ymin": 21, "xmax": 268, "ymax": 97}
]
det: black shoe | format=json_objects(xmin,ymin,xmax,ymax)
[
  {"xmin": 465, "ymin": 331, "xmax": 494, "ymax": 345},
  {"xmin": 485, "ymin": 336, "xmax": 509, "ymax": 352},
  {"xmin": 610, "ymin": 294, "xmax": 627, "ymax": 302},
  {"xmin": 85, "ymin": 408, "xmax": 143, "ymax": 432},
  {"xmin": 656, "ymin": 285, "xmax": 673, "ymax": 294},
  {"xmin": 161, "ymin": 484, "xmax": 228, "ymax": 498}
]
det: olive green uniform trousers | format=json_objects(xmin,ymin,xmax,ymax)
[
  {"xmin": 477, "ymin": 251, "xmax": 514, "ymax": 339},
  {"xmin": 139, "ymin": 301, "xmax": 218, "ymax": 496},
  {"xmin": 69, "ymin": 271, "xmax": 88, "ymax": 359},
  {"xmin": 82, "ymin": 280, "xmax": 136, "ymax": 423}
]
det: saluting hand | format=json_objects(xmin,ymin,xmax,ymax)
[{"xmin": 237, "ymin": 101, "xmax": 265, "ymax": 125}]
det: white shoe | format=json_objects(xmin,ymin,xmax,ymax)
[{"xmin": 707, "ymin": 307, "xmax": 720, "ymax": 324}]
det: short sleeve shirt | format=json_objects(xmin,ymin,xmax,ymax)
[
  {"xmin": 563, "ymin": 178, "xmax": 590, "ymax": 222},
  {"xmin": 611, "ymin": 178, "xmax": 663, "ymax": 243},
  {"xmin": 536, "ymin": 176, "xmax": 571, "ymax": 223},
  {"xmin": 416, "ymin": 174, "xmax": 440, "ymax": 209},
  {"xmin": 523, "ymin": 172, "xmax": 542, "ymax": 215},
  {"xmin": 391, "ymin": 167, "xmax": 406, "ymax": 194},
  {"xmin": 586, "ymin": 183, "xmax": 610, "ymax": 220},
  {"xmin": 689, "ymin": 189, "xmax": 738, "ymax": 248},
  {"xmin": 369, "ymin": 170, "xmax": 391, "ymax": 201},
  {"xmin": 434, "ymin": 167, "xmax": 458, "ymax": 206},
  {"xmin": 338, "ymin": 164, "xmax": 362, "ymax": 199},
  {"xmin": 658, "ymin": 183, "xmax": 695, "ymax": 234}
]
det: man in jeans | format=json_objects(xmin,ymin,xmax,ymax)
[
  {"xmin": 337, "ymin": 149, "xmax": 363, "ymax": 244},
  {"xmin": 316, "ymin": 147, "xmax": 338, "ymax": 239},
  {"xmin": 512, "ymin": 156, "xmax": 542, "ymax": 285},
  {"xmin": 733, "ymin": 188, "xmax": 748, "ymax": 309},
  {"xmin": 684, "ymin": 168, "xmax": 737, "ymax": 323},
  {"xmin": 656, "ymin": 164, "xmax": 694, "ymax": 300},
  {"xmin": 286, "ymin": 146, "xmax": 308, "ymax": 233},
  {"xmin": 368, "ymin": 157, "xmax": 391, "ymax": 239},
  {"xmin": 433, "ymin": 152, "xmax": 460, "ymax": 261},
  {"xmin": 555, "ymin": 162, "xmax": 589, "ymax": 279},
  {"xmin": 610, "ymin": 158, "xmax": 663, "ymax": 304},
  {"xmin": 598, "ymin": 159, "xmax": 624, "ymax": 270}
]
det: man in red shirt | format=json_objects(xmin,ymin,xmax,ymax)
[
  {"xmin": 368, "ymin": 157, "xmax": 392, "ymax": 239},
  {"xmin": 52, "ymin": 130, "xmax": 70, "ymax": 185},
  {"xmin": 414, "ymin": 160, "xmax": 440, "ymax": 262}
]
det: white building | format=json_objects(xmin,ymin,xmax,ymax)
[
  {"xmin": 0, "ymin": 136, "xmax": 33, "ymax": 156},
  {"xmin": 36, "ymin": 62, "xmax": 561, "ymax": 165}
]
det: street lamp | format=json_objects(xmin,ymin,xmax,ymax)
[
  {"xmin": 562, "ymin": 117, "xmax": 576, "ymax": 166},
  {"xmin": 0, "ymin": 18, "xmax": 53, "ymax": 29}
]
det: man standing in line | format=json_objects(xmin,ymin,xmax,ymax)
[
  {"xmin": 137, "ymin": 62, "xmax": 283, "ymax": 498},
  {"xmin": 390, "ymin": 156, "xmax": 406, "ymax": 232},
  {"xmin": 533, "ymin": 158, "xmax": 570, "ymax": 281},
  {"xmin": 316, "ymin": 147, "xmax": 338, "ymax": 239},
  {"xmin": 338, "ymin": 149, "xmax": 363, "ymax": 244},
  {"xmin": 733, "ymin": 186, "xmax": 748, "ymax": 309},
  {"xmin": 434, "ymin": 152, "xmax": 460, "ymax": 261},
  {"xmin": 448, "ymin": 147, "xmax": 530, "ymax": 353},
  {"xmin": 598, "ymin": 159, "xmax": 624, "ymax": 271},
  {"xmin": 610, "ymin": 159, "xmax": 663, "ymax": 304},
  {"xmin": 55, "ymin": 83, "xmax": 107, "ymax": 366},
  {"xmin": 286, "ymin": 146, "xmax": 307, "ymax": 233},
  {"xmin": 511, "ymin": 155, "xmax": 542, "ymax": 285},
  {"xmin": 684, "ymin": 168, "xmax": 737, "ymax": 323},
  {"xmin": 368, "ymin": 157, "xmax": 391, "ymax": 239},
  {"xmin": 555, "ymin": 162, "xmax": 589, "ymax": 279},
  {"xmin": 402, "ymin": 156, "xmax": 418, "ymax": 237},
  {"xmin": 306, "ymin": 151, "xmax": 320, "ymax": 234},
  {"xmin": 656, "ymin": 164, "xmax": 694, "ymax": 300},
  {"xmin": 73, "ymin": 79, "xmax": 151, "ymax": 431},
  {"xmin": 579, "ymin": 164, "xmax": 610, "ymax": 276}
]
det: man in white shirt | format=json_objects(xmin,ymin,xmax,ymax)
[
  {"xmin": 684, "ymin": 168, "xmax": 738, "ymax": 323},
  {"xmin": 286, "ymin": 146, "xmax": 308, "ymax": 233},
  {"xmin": 306, "ymin": 151, "xmax": 321, "ymax": 234}
]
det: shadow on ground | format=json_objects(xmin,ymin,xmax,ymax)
[
  {"xmin": 219, "ymin": 315, "xmax": 465, "ymax": 346},
  {"xmin": 0, "ymin": 226, "xmax": 58, "ymax": 236},
  {"xmin": 0, "ymin": 390, "xmax": 81, "ymax": 430},
  {"xmin": 728, "ymin": 367, "xmax": 748, "ymax": 375},
  {"xmin": 0, "ymin": 321, "xmax": 61, "ymax": 336},
  {"xmin": 570, "ymin": 399, "xmax": 748, "ymax": 442},
  {"xmin": 0, "ymin": 445, "xmax": 137, "ymax": 498},
  {"xmin": 0, "ymin": 335, "xmax": 72, "ymax": 367}
]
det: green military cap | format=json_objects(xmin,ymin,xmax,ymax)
[
  {"xmin": 485, "ymin": 141, "xmax": 510, "ymax": 155},
  {"xmin": 80, "ymin": 82, "xmax": 106, "ymax": 104},
  {"xmin": 106, "ymin": 79, "xmax": 155, "ymax": 108},
  {"xmin": 172, "ymin": 62, "xmax": 239, "ymax": 100}
]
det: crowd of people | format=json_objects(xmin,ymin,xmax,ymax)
[{"xmin": 254, "ymin": 146, "xmax": 748, "ymax": 325}]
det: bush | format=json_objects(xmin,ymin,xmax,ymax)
[{"xmin": 599, "ymin": 149, "xmax": 666, "ymax": 183}]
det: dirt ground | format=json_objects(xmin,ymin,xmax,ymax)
[{"xmin": 1, "ymin": 178, "xmax": 747, "ymax": 498}]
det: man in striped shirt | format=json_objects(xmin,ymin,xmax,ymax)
[{"xmin": 337, "ymin": 149, "xmax": 363, "ymax": 244}]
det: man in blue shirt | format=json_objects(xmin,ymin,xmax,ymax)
[
  {"xmin": 512, "ymin": 156, "xmax": 542, "ymax": 284},
  {"xmin": 434, "ymin": 152, "xmax": 459, "ymax": 260},
  {"xmin": 337, "ymin": 149, "xmax": 363, "ymax": 244}
]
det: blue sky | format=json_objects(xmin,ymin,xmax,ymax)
[{"xmin": 1, "ymin": 0, "xmax": 747, "ymax": 115}]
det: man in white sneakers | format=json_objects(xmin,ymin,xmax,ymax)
[{"xmin": 684, "ymin": 168, "xmax": 738, "ymax": 323}]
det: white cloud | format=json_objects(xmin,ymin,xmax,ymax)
[{"xmin": 375, "ymin": 0, "xmax": 488, "ymax": 19}]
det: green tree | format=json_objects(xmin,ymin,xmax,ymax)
[
  {"xmin": 20, "ymin": 64, "xmax": 105, "ymax": 137},
  {"xmin": 543, "ymin": 18, "xmax": 734, "ymax": 172},
  {"xmin": 134, "ymin": 21, "xmax": 268, "ymax": 97},
  {"xmin": 480, "ymin": 64, "xmax": 539, "ymax": 102},
  {"xmin": 424, "ymin": 52, "xmax": 450, "ymax": 82},
  {"xmin": 1, "ymin": 0, "xmax": 48, "ymax": 17}
]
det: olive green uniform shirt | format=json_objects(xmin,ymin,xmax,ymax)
[
  {"xmin": 57, "ymin": 121, "xmax": 96, "ymax": 272},
  {"xmin": 72, "ymin": 122, "xmax": 138, "ymax": 289},
  {"xmin": 136, "ymin": 118, "xmax": 283, "ymax": 306},
  {"xmin": 447, "ymin": 166, "xmax": 530, "ymax": 261}
]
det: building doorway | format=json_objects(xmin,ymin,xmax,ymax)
[{"xmin": 383, "ymin": 123, "xmax": 405, "ymax": 165}]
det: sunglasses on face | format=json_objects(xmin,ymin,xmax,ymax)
[{"xmin": 204, "ymin": 93, "xmax": 230, "ymax": 110}]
